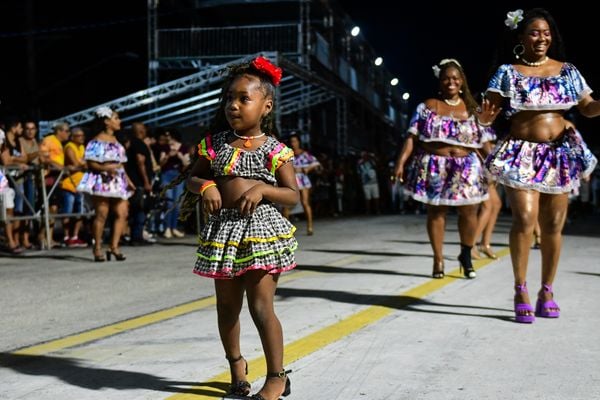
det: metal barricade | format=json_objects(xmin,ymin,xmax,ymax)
[{"xmin": 1, "ymin": 165, "xmax": 95, "ymax": 250}]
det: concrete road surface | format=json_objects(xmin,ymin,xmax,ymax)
[{"xmin": 1, "ymin": 213, "xmax": 599, "ymax": 400}]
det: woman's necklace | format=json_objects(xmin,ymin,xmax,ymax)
[
  {"xmin": 521, "ymin": 56, "xmax": 549, "ymax": 67},
  {"xmin": 233, "ymin": 131, "xmax": 266, "ymax": 148},
  {"xmin": 443, "ymin": 98, "xmax": 461, "ymax": 106}
]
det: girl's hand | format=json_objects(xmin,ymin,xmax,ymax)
[
  {"xmin": 202, "ymin": 186, "xmax": 222, "ymax": 215},
  {"xmin": 476, "ymin": 98, "xmax": 501, "ymax": 126},
  {"xmin": 237, "ymin": 184, "xmax": 264, "ymax": 216}
]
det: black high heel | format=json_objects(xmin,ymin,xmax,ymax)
[
  {"xmin": 250, "ymin": 369, "xmax": 292, "ymax": 399},
  {"xmin": 432, "ymin": 261, "xmax": 445, "ymax": 279},
  {"xmin": 226, "ymin": 355, "xmax": 251, "ymax": 396},
  {"xmin": 458, "ymin": 253, "xmax": 476, "ymax": 279},
  {"xmin": 106, "ymin": 248, "xmax": 126, "ymax": 261},
  {"xmin": 93, "ymin": 248, "xmax": 105, "ymax": 262}
]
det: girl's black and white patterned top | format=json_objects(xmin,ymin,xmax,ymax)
[{"xmin": 197, "ymin": 131, "xmax": 294, "ymax": 183}]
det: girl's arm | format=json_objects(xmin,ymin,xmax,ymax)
[
  {"xmin": 185, "ymin": 157, "xmax": 214, "ymax": 193},
  {"xmin": 186, "ymin": 156, "xmax": 222, "ymax": 214}
]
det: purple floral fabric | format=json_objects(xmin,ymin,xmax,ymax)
[
  {"xmin": 485, "ymin": 128, "xmax": 597, "ymax": 194},
  {"xmin": 405, "ymin": 150, "xmax": 488, "ymax": 206},
  {"xmin": 408, "ymin": 104, "xmax": 496, "ymax": 148},
  {"xmin": 486, "ymin": 63, "xmax": 592, "ymax": 117}
]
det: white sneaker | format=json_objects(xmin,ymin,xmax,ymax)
[
  {"xmin": 163, "ymin": 228, "xmax": 172, "ymax": 238},
  {"xmin": 172, "ymin": 229, "xmax": 185, "ymax": 238}
]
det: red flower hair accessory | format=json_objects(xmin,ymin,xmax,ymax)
[{"xmin": 251, "ymin": 56, "xmax": 282, "ymax": 86}]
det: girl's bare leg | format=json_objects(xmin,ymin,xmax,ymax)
[
  {"xmin": 245, "ymin": 271, "xmax": 286, "ymax": 399},
  {"xmin": 214, "ymin": 279, "xmax": 246, "ymax": 385}
]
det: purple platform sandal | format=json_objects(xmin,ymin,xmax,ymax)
[
  {"xmin": 535, "ymin": 284, "xmax": 560, "ymax": 318},
  {"xmin": 514, "ymin": 283, "xmax": 535, "ymax": 324}
]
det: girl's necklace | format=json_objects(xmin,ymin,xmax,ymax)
[{"xmin": 233, "ymin": 131, "xmax": 266, "ymax": 148}]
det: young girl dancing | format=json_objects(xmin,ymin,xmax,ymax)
[{"xmin": 185, "ymin": 56, "xmax": 298, "ymax": 400}]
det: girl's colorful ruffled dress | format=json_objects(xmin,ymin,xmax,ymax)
[
  {"xmin": 485, "ymin": 63, "xmax": 597, "ymax": 193},
  {"xmin": 404, "ymin": 103, "xmax": 496, "ymax": 206},
  {"xmin": 195, "ymin": 131, "xmax": 297, "ymax": 279},
  {"xmin": 77, "ymin": 139, "xmax": 132, "ymax": 199}
]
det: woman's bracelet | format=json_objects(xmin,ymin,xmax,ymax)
[
  {"xmin": 199, "ymin": 180, "xmax": 217, "ymax": 195},
  {"xmin": 477, "ymin": 119, "xmax": 493, "ymax": 127}
]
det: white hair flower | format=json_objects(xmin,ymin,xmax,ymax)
[
  {"xmin": 505, "ymin": 9, "xmax": 523, "ymax": 30},
  {"xmin": 95, "ymin": 106, "xmax": 113, "ymax": 119},
  {"xmin": 439, "ymin": 58, "xmax": 461, "ymax": 68},
  {"xmin": 432, "ymin": 59, "xmax": 461, "ymax": 78}
]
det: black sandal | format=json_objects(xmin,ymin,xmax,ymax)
[
  {"xmin": 250, "ymin": 369, "xmax": 291, "ymax": 399},
  {"xmin": 106, "ymin": 248, "xmax": 126, "ymax": 261},
  {"xmin": 93, "ymin": 248, "xmax": 106, "ymax": 262},
  {"xmin": 226, "ymin": 355, "xmax": 251, "ymax": 396},
  {"xmin": 432, "ymin": 261, "xmax": 444, "ymax": 279}
]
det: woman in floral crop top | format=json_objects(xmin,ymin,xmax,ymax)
[
  {"xmin": 394, "ymin": 58, "xmax": 498, "ymax": 280},
  {"xmin": 484, "ymin": 8, "xmax": 600, "ymax": 323}
]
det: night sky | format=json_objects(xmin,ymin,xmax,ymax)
[
  {"xmin": 343, "ymin": 1, "xmax": 600, "ymax": 146},
  {"xmin": 1, "ymin": 1, "xmax": 599, "ymax": 146}
]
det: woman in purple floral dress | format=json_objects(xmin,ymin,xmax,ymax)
[
  {"xmin": 484, "ymin": 8, "xmax": 599, "ymax": 323},
  {"xmin": 394, "ymin": 59, "xmax": 497, "ymax": 280}
]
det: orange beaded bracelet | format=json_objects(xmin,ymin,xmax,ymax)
[{"xmin": 199, "ymin": 180, "xmax": 217, "ymax": 195}]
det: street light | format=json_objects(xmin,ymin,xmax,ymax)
[
  {"xmin": 402, "ymin": 92, "xmax": 410, "ymax": 100},
  {"xmin": 350, "ymin": 26, "xmax": 360, "ymax": 37},
  {"xmin": 390, "ymin": 78, "xmax": 399, "ymax": 86},
  {"xmin": 374, "ymin": 57, "xmax": 383, "ymax": 66}
]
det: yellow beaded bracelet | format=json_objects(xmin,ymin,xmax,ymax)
[{"xmin": 199, "ymin": 180, "xmax": 217, "ymax": 195}]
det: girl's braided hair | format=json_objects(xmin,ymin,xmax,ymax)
[{"xmin": 162, "ymin": 57, "xmax": 280, "ymax": 221}]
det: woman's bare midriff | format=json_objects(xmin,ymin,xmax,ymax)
[
  {"xmin": 216, "ymin": 176, "xmax": 266, "ymax": 208},
  {"xmin": 509, "ymin": 111, "xmax": 566, "ymax": 142},
  {"xmin": 419, "ymin": 142, "xmax": 473, "ymax": 157}
]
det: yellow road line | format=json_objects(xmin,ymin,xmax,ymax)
[
  {"xmin": 12, "ymin": 297, "xmax": 217, "ymax": 356},
  {"xmin": 11, "ymin": 255, "xmax": 363, "ymax": 356},
  {"xmin": 167, "ymin": 248, "xmax": 510, "ymax": 399}
]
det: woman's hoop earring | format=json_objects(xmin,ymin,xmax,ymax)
[{"xmin": 513, "ymin": 44, "xmax": 525, "ymax": 60}]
